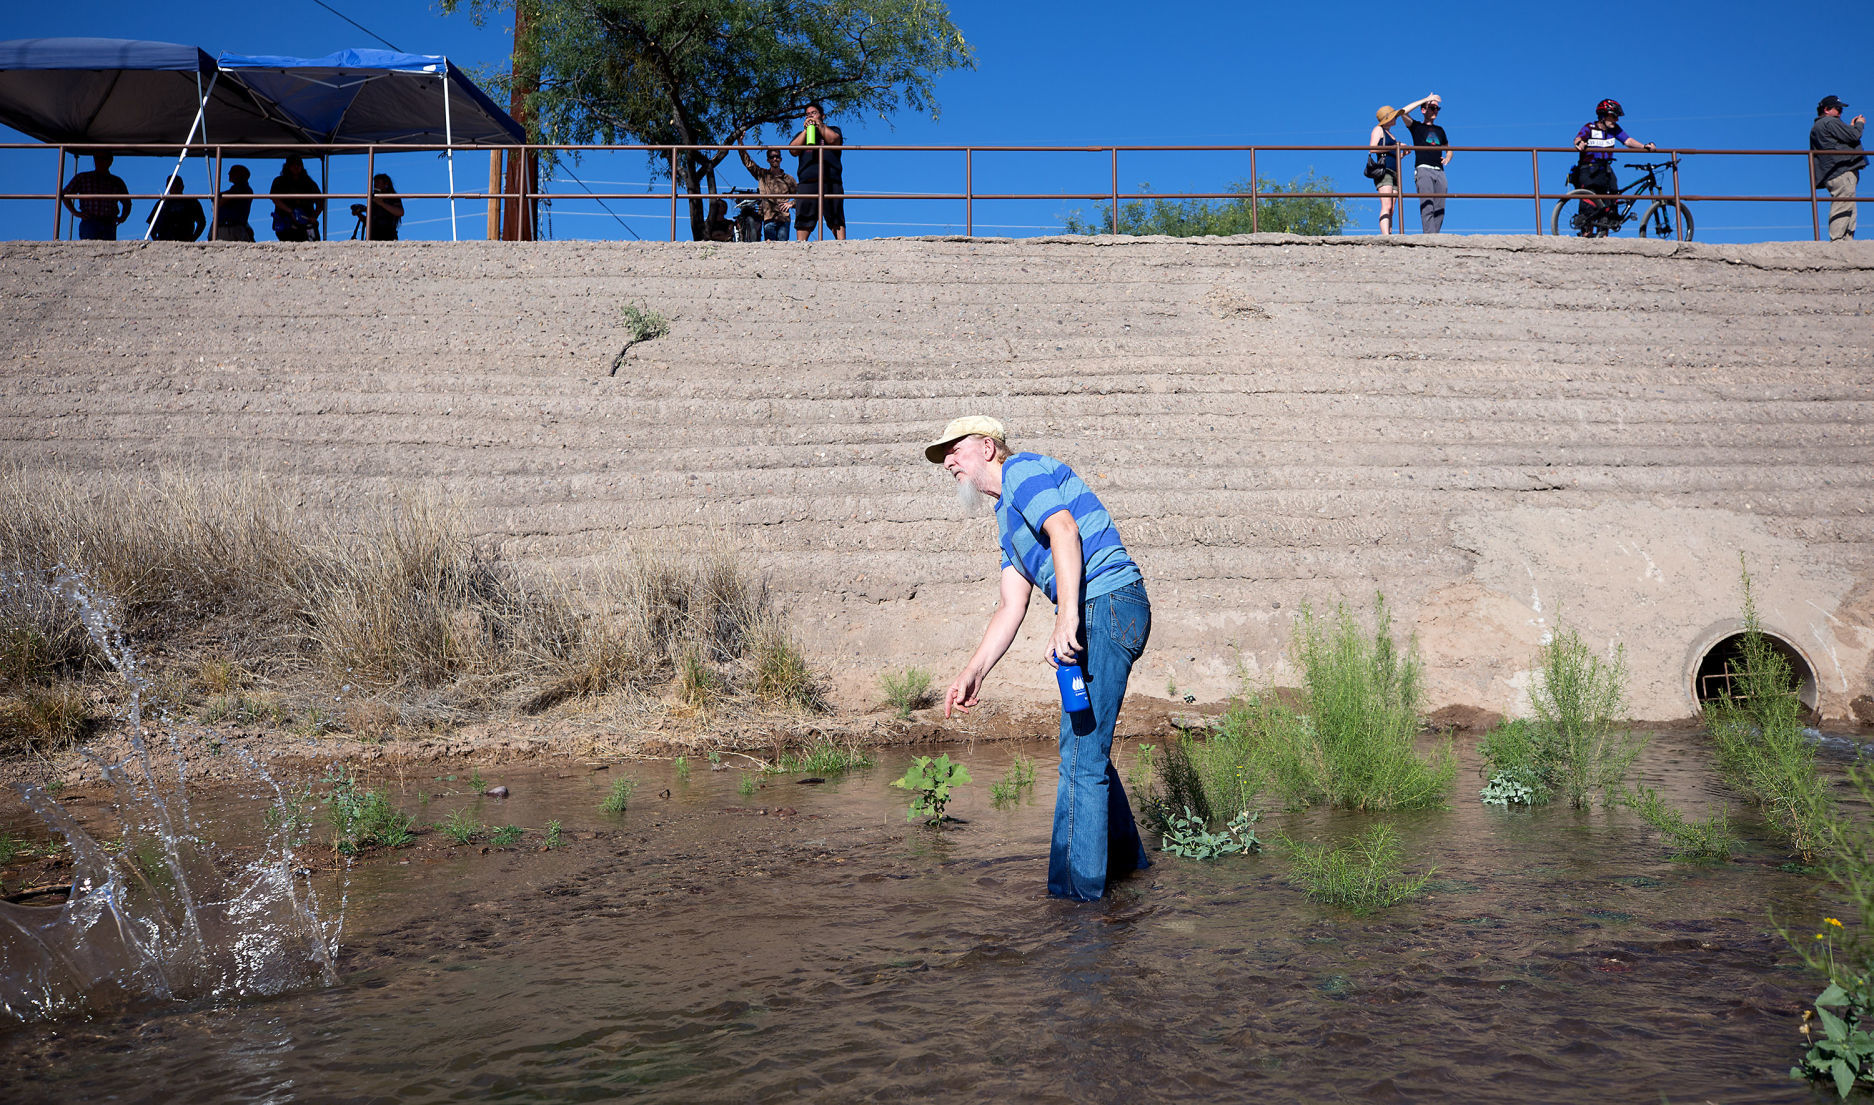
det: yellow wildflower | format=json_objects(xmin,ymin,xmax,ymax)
[{"xmin": 1827, "ymin": 918, "xmax": 1845, "ymax": 928}]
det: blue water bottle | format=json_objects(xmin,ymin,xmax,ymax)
[{"xmin": 1054, "ymin": 653, "xmax": 1091, "ymax": 712}]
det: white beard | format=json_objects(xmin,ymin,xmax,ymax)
[{"xmin": 956, "ymin": 478, "xmax": 989, "ymax": 516}]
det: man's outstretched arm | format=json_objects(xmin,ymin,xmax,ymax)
[{"xmin": 945, "ymin": 567, "xmax": 1032, "ymax": 717}]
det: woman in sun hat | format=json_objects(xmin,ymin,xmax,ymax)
[{"xmin": 1369, "ymin": 94, "xmax": 1440, "ymax": 235}]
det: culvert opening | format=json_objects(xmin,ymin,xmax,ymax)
[{"xmin": 1692, "ymin": 632, "xmax": 1818, "ymax": 710}]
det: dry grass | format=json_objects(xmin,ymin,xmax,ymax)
[{"xmin": 0, "ymin": 469, "xmax": 824, "ymax": 741}]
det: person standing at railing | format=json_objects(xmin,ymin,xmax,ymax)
[
  {"xmin": 1369, "ymin": 96, "xmax": 1437, "ymax": 235},
  {"xmin": 269, "ymin": 155, "xmax": 324, "ymax": 242},
  {"xmin": 1405, "ymin": 96, "xmax": 1450, "ymax": 233},
  {"xmin": 1571, "ymin": 99, "xmax": 1655, "ymax": 235},
  {"xmin": 147, "ymin": 176, "xmax": 206, "ymax": 242},
  {"xmin": 738, "ymin": 147, "xmax": 796, "ymax": 241},
  {"xmin": 1811, "ymin": 95, "xmax": 1866, "ymax": 242},
  {"xmin": 60, "ymin": 153, "xmax": 131, "ymax": 241},
  {"xmin": 212, "ymin": 165, "xmax": 255, "ymax": 242},
  {"xmin": 789, "ymin": 103, "xmax": 846, "ymax": 240}
]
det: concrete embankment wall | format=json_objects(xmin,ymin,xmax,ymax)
[{"xmin": 3, "ymin": 235, "xmax": 1872, "ymax": 721}]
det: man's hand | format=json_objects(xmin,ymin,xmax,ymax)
[
  {"xmin": 1046, "ymin": 612, "xmax": 1082, "ymax": 668},
  {"xmin": 1854, "ymin": 114, "xmax": 1867, "ymax": 127},
  {"xmin": 944, "ymin": 667, "xmax": 984, "ymax": 718}
]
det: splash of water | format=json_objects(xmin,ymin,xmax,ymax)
[{"xmin": 0, "ymin": 571, "xmax": 343, "ymax": 1021}]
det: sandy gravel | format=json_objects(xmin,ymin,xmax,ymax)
[{"xmin": 3, "ymin": 233, "xmax": 1872, "ymax": 721}]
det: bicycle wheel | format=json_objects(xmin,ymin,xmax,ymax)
[
  {"xmin": 1550, "ymin": 189, "xmax": 1607, "ymax": 236},
  {"xmin": 1638, "ymin": 199, "xmax": 1694, "ymax": 241}
]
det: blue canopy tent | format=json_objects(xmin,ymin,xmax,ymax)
[{"xmin": 0, "ymin": 38, "xmax": 525, "ymax": 240}]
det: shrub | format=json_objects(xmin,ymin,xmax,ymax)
[
  {"xmin": 1142, "ymin": 599, "xmax": 1451, "ymax": 828},
  {"xmin": 1282, "ymin": 824, "xmax": 1433, "ymax": 915},
  {"xmin": 878, "ymin": 667, "xmax": 934, "ymax": 719},
  {"xmin": 1297, "ymin": 600, "xmax": 1454, "ymax": 810},
  {"xmin": 490, "ymin": 825, "xmax": 523, "ymax": 847},
  {"xmin": 1707, "ymin": 562, "xmax": 1834, "ymax": 860},
  {"xmin": 1534, "ymin": 627, "xmax": 1644, "ymax": 808},
  {"xmin": 1062, "ymin": 172, "xmax": 1350, "ymax": 236}
]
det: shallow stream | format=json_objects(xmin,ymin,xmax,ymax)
[{"xmin": 0, "ymin": 730, "xmax": 1848, "ymax": 1103}]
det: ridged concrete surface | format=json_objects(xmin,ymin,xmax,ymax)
[{"xmin": 3, "ymin": 235, "xmax": 1871, "ymax": 718}]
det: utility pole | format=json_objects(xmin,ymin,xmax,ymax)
[{"xmin": 501, "ymin": 0, "xmax": 539, "ymax": 240}]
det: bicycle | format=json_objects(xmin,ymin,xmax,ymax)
[{"xmin": 1549, "ymin": 158, "xmax": 1694, "ymax": 240}]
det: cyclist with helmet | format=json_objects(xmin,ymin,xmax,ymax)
[{"xmin": 1571, "ymin": 99, "xmax": 1656, "ymax": 235}]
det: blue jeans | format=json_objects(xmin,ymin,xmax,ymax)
[
  {"xmin": 762, "ymin": 218, "xmax": 788, "ymax": 241},
  {"xmin": 78, "ymin": 218, "xmax": 117, "ymax": 240},
  {"xmin": 1050, "ymin": 579, "xmax": 1152, "ymax": 901}
]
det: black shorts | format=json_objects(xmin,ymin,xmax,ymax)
[{"xmin": 794, "ymin": 178, "xmax": 844, "ymax": 232}]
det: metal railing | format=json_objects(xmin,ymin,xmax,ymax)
[{"xmin": 6, "ymin": 141, "xmax": 1863, "ymax": 242}]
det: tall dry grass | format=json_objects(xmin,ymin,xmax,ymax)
[{"xmin": 0, "ymin": 468, "xmax": 822, "ymax": 744}]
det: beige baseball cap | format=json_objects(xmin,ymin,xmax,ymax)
[{"xmin": 924, "ymin": 415, "xmax": 1006, "ymax": 464}]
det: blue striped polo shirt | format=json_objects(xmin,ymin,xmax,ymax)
[{"xmin": 996, "ymin": 452, "xmax": 1142, "ymax": 605}]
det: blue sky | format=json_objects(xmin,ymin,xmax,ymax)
[{"xmin": 2, "ymin": 0, "xmax": 1868, "ymax": 242}]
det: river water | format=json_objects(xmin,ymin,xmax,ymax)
[{"xmin": 0, "ymin": 731, "xmax": 1845, "ymax": 1103}]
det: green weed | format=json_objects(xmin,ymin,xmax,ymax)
[
  {"xmin": 751, "ymin": 625, "xmax": 823, "ymax": 711},
  {"xmin": 1162, "ymin": 807, "xmax": 1262, "ymax": 860},
  {"xmin": 544, "ymin": 820, "xmax": 565, "ymax": 849},
  {"xmin": 674, "ymin": 755, "xmax": 690, "ymax": 780},
  {"xmin": 599, "ymin": 777, "xmax": 638, "ymax": 815},
  {"xmin": 1296, "ymin": 600, "xmax": 1454, "ymax": 810},
  {"xmin": 1707, "ymin": 561, "xmax": 1834, "ymax": 861},
  {"xmin": 1282, "ymin": 824, "xmax": 1433, "ymax": 915},
  {"xmin": 1477, "ymin": 718, "xmax": 1549, "ymax": 805},
  {"xmin": 1626, "ymin": 785, "xmax": 1735, "ymax": 864},
  {"xmin": 490, "ymin": 825, "xmax": 523, "ymax": 847},
  {"xmin": 990, "ymin": 754, "xmax": 1038, "ymax": 808},
  {"xmin": 738, "ymin": 772, "xmax": 757, "ymax": 798},
  {"xmin": 1534, "ymin": 628, "xmax": 1644, "ymax": 808},
  {"xmin": 878, "ymin": 667, "xmax": 934, "ymax": 719},
  {"xmin": 440, "ymin": 807, "xmax": 483, "ymax": 845},
  {"xmin": 891, "ymin": 754, "xmax": 971, "ymax": 825},
  {"xmin": 774, "ymin": 737, "xmax": 872, "ymax": 775},
  {"xmin": 1790, "ymin": 765, "xmax": 1874, "ymax": 1096},
  {"xmin": 322, "ymin": 767, "xmax": 414, "ymax": 855},
  {"xmin": 468, "ymin": 770, "xmax": 487, "ymax": 793},
  {"xmin": 0, "ymin": 831, "xmax": 25, "ymax": 865},
  {"xmin": 1156, "ymin": 599, "xmax": 1452, "ymax": 819}
]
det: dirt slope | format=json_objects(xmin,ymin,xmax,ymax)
[{"xmin": 3, "ymin": 234, "xmax": 1871, "ymax": 719}]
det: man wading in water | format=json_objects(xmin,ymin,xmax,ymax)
[{"xmin": 927, "ymin": 416, "xmax": 1152, "ymax": 901}]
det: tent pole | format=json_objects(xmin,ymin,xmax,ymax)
[
  {"xmin": 443, "ymin": 60, "xmax": 458, "ymax": 241},
  {"xmin": 52, "ymin": 147, "xmax": 64, "ymax": 239},
  {"xmin": 321, "ymin": 156, "xmax": 330, "ymax": 240},
  {"xmin": 147, "ymin": 69, "xmax": 219, "ymax": 241}
]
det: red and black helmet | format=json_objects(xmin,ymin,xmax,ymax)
[{"xmin": 1596, "ymin": 98, "xmax": 1625, "ymax": 118}]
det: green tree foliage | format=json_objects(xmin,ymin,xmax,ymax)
[
  {"xmin": 443, "ymin": 0, "xmax": 974, "ymax": 239},
  {"xmin": 1062, "ymin": 173, "xmax": 1348, "ymax": 237}
]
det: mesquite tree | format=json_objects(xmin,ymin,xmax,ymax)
[{"xmin": 444, "ymin": 0, "xmax": 974, "ymax": 239}]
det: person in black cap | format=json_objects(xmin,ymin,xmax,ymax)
[{"xmin": 1810, "ymin": 95, "xmax": 1866, "ymax": 241}]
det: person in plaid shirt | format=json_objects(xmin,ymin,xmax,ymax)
[
  {"xmin": 61, "ymin": 154, "xmax": 132, "ymax": 240},
  {"xmin": 738, "ymin": 147, "xmax": 796, "ymax": 241}
]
